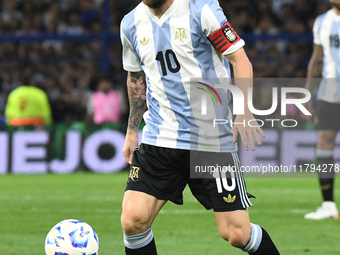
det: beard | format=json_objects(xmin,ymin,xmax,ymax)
[
  {"xmin": 143, "ymin": 0, "xmax": 167, "ymax": 9},
  {"xmin": 331, "ymin": 0, "xmax": 340, "ymax": 9}
]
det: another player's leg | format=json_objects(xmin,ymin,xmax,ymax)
[
  {"xmin": 215, "ymin": 210, "xmax": 279, "ymax": 254},
  {"xmin": 305, "ymin": 130, "xmax": 339, "ymax": 220},
  {"xmin": 121, "ymin": 190, "xmax": 166, "ymax": 255}
]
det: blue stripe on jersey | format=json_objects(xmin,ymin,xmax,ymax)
[
  {"xmin": 330, "ymin": 20, "xmax": 340, "ymax": 78},
  {"xmin": 213, "ymin": 87, "xmax": 233, "ymax": 151},
  {"xmin": 189, "ymin": 1, "xmax": 220, "ymax": 81},
  {"xmin": 122, "ymin": 9, "xmax": 141, "ymax": 60},
  {"xmin": 204, "ymin": 0, "xmax": 227, "ymax": 26},
  {"xmin": 317, "ymin": 14, "xmax": 327, "ymax": 78},
  {"xmin": 144, "ymin": 76, "xmax": 162, "ymax": 145},
  {"xmin": 151, "ymin": 19, "xmax": 191, "ymax": 148},
  {"xmin": 189, "ymin": 1, "xmax": 235, "ymax": 151}
]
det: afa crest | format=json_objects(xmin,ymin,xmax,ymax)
[
  {"xmin": 175, "ymin": 28, "xmax": 187, "ymax": 42},
  {"xmin": 129, "ymin": 166, "xmax": 140, "ymax": 181}
]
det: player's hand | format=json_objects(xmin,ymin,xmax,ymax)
[
  {"xmin": 122, "ymin": 130, "xmax": 139, "ymax": 164},
  {"xmin": 233, "ymin": 114, "xmax": 265, "ymax": 151}
]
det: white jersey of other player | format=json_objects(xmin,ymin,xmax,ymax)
[
  {"xmin": 314, "ymin": 9, "xmax": 340, "ymax": 103},
  {"xmin": 121, "ymin": 0, "xmax": 244, "ymax": 152}
]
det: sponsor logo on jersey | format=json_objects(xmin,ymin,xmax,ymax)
[
  {"xmin": 129, "ymin": 166, "xmax": 140, "ymax": 181},
  {"xmin": 222, "ymin": 25, "xmax": 237, "ymax": 43},
  {"xmin": 140, "ymin": 37, "xmax": 150, "ymax": 46},
  {"xmin": 223, "ymin": 194, "xmax": 236, "ymax": 203},
  {"xmin": 175, "ymin": 28, "xmax": 187, "ymax": 42}
]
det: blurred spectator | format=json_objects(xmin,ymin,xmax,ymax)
[
  {"xmin": 87, "ymin": 78, "xmax": 123, "ymax": 124},
  {"xmin": 1, "ymin": 1, "xmax": 23, "ymax": 26},
  {"xmin": 58, "ymin": 12, "xmax": 84, "ymax": 35},
  {"xmin": 5, "ymin": 81, "xmax": 52, "ymax": 126},
  {"xmin": 81, "ymin": 0, "xmax": 100, "ymax": 28},
  {"xmin": 0, "ymin": 0, "xmax": 333, "ymax": 126}
]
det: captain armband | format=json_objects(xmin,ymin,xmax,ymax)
[{"xmin": 208, "ymin": 22, "xmax": 241, "ymax": 54}]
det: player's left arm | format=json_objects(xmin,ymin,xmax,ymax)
[
  {"xmin": 225, "ymin": 48, "xmax": 265, "ymax": 151},
  {"xmin": 198, "ymin": 0, "xmax": 264, "ymax": 150}
]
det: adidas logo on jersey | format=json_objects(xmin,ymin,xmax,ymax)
[
  {"xmin": 140, "ymin": 37, "xmax": 150, "ymax": 46},
  {"xmin": 223, "ymin": 194, "xmax": 236, "ymax": 203}
]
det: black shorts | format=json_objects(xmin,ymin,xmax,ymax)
[
  {"xmin": 316, "ymin": 100, "xmax": 340, "ymax": 131},
  {"xmin": 125, "ymin": 144, "xmax": 253, "ymax": 212}
]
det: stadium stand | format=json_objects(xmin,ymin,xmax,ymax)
[{"xmin": 0, "ymin": 0, "xmax": 331, "ymax": 124}]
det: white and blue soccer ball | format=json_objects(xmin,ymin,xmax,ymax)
[{"xmin": 45, "ymin": 219, "xmax": 99, "ymax": 255}]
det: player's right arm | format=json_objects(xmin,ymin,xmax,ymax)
[
  {"xmin": 122, "ymin": 71, "xmax": 147, "ymax": 164},
  {"xmin": 120, "ymin": 18, "xmax": 146, "ymax": 164}
]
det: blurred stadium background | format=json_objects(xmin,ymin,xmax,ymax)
[{"xmin": 0, "ymin": 0, "xmax": 339, "ymax": 254}]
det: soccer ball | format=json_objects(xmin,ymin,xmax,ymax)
[{"xmin": 45, "ymin": 219, "xmax": 99, "ymax": 255}]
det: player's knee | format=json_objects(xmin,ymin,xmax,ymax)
[
  {"xmin": 121, "ymin": 210, "xmax": 150, "ymax": 236},
  {"xmin": 219, "ymin": 226, "xmax": 250, "ymax": 248}
]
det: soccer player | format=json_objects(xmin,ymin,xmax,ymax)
[
  {"xmin": 120, "ymin": 0, "xmax": 280, "ymax": 254},
  {"xmin": 304, "ymin": 0, "xmax": 340, "ymax": 220}
]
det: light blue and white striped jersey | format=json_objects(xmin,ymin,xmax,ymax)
[
  {"xmin": 314, "ymin": 9, "xmax": 340, "ymax": 103},
  {"xmin": 121, "ymin": 0, "xmax": 245, "ymax": 151}
]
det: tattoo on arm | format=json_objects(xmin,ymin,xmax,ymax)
[{"xmin": 127, "ymin": 71, "xmax": 147, "ymax": 131}]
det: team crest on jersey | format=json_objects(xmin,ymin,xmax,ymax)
[
  {"xmin": 175, "ymin": 28, "xmax": 187, "ymax": 42},
  {"xmin": 222, "ymin": 25, "xmax": 237, "ymax": 43},
  {"xmin": 129, "ymin": 166, "xmax": 140, "ymax": 181},
  {"xmin": 140, "ymin": 37, "xmax": 150, "ymax": 46}
]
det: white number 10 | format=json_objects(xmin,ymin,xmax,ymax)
[{"xmin": 213, "ymin": 167, "xmax": 236, "ymax": 193}]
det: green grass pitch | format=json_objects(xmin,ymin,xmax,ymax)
[{"xmin": 0, "ymin": 172, "xmax": 339, "ymax": 254}]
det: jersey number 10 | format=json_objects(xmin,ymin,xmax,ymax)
[
  {"xmin": 156, "ymin": 50, "xmax": 181, "ymax": 76},
  {"xmin": 213, "ymin": 169, "xmax": 236, "ymax": 193},
  {"xmin": 330, "ymin": 34, "xmax": 340, "ymax": 48}
]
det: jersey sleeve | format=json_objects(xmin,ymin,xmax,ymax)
[
  {"xmin": 313, "ymin": 16, "xmax": 321, "ymax": 45},
  {"xmin": 200, "ymin": 0, "xmax": 245, "ymax": 55},
  {"xmin": 120, "ymin": 20, "xmax": 143, "ymax": 72}
]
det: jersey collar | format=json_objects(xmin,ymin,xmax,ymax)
[
  {"xmin": 331, "ymin": 9, "xmax": 340, "ymax": 21},
  {"xmin": 143, "ymin": 0, "xmax": 179, "ymax": 26}
]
